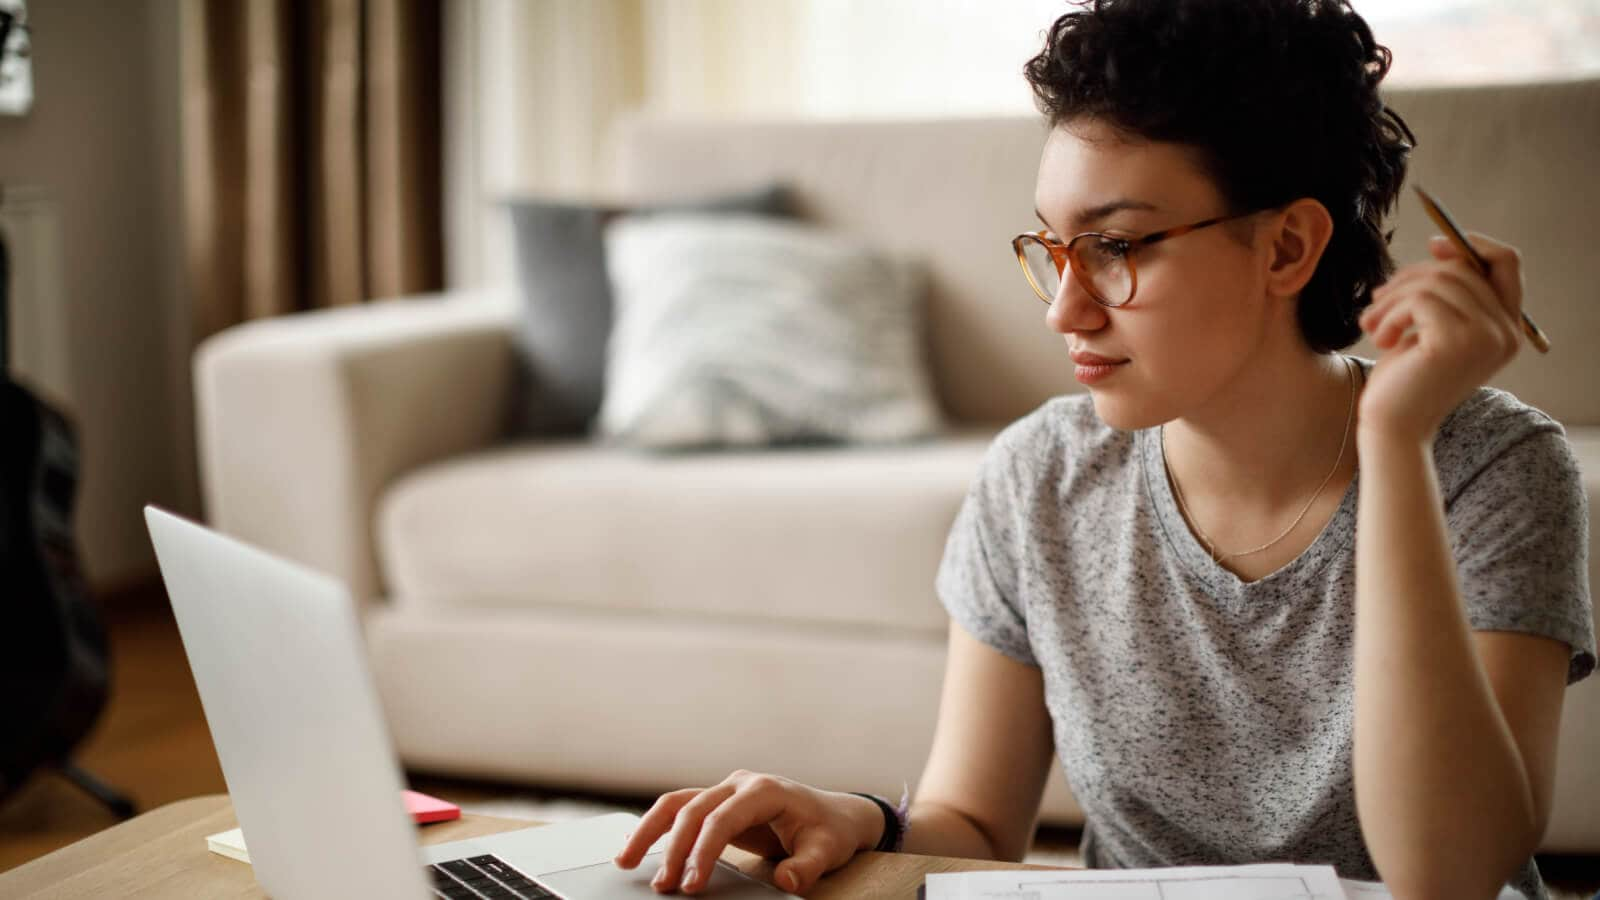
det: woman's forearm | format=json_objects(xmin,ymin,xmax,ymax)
[
  {"xmin": 1352, "ymin": 430, "xmax": 1540, "ymax": 899},
  {"xmin": 901, "ymin": 800, "xmax": 1013, "ymax": 861}
]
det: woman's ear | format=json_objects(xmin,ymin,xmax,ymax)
[{"xmin": 1262, "ymin": 197, "xmax": 1334, "ymax": 299}]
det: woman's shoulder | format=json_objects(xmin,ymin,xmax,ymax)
[
  {"xmin": 1433, "ymin": 381, "xmax": 1572, "ymax": 500},
  {"xmin": 1348, "ymin": 355, "xmax": 1569, "ymax": 493}
]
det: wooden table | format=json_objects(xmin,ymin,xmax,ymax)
[{"xmin": 0, "ymin": 794, "xmax": 1063, "ymax": 897}]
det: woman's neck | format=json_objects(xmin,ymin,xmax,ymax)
[{"xmin": 1161, "ymin": 349, "xmax": 1361, "ymax": 519}]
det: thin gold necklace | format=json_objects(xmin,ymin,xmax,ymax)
[{"xmin": 1162, "ymin": 355, "xmax": 1357, "ymax": 564}]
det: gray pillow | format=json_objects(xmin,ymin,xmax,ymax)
[{"xmin": 505, "ymin": 183, "xmax": 793, "ymax": 436}]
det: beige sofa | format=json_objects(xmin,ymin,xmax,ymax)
[{"xmin": 195, "ymin": 78, "xmax": 1600, "ymax": 851}]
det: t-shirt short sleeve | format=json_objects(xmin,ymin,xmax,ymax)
[
  {"xmin": 936, "ymin": 422, "xmax": 1039, "ymax": 667},
  {"xmin": 1446, "ymin": 425, "xmax": 1596, "ymax": 685}
]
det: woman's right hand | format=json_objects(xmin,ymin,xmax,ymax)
[{"xmin": 611, "ymin": 769, "xmax": 884, "ymax": 896}]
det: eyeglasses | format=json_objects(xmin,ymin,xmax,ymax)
[{"xmin": 1011, "ymin": 209, "xmax": 1266, "ymax": 308}]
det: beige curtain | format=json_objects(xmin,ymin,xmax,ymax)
[{"xmin": 180, "ymin": 0, "xmax": 442, "ymax": 340}]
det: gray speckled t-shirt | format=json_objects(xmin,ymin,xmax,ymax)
[{"xmin": 935, "ymin": 357, "xmax": 1596, "ymax": 900}]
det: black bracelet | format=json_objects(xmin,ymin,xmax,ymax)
[{"xmin": 848, "ymin": 792, "xmax": 904, "ymax": 853}]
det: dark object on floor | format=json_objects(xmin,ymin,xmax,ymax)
[
  {"xmin": 0, "ymin": 186, "xmax": 134, "ymax": 820},
  {"xmin": 1534, "ymin": 853, "xmax": 1600, "ymax": 899}
]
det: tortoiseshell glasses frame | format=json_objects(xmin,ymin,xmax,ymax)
[{"xmin": 1011, "ymin": 208, "xmax": 1268, "ymax": 308}]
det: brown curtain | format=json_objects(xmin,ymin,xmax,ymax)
[{"xmin": 180, "ymin": 0, "xmax": 442, "ymax": 341}]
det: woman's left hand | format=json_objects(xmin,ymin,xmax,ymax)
[{"xmin": 1356, "ymin": 232, "xmax": 1526, "ymax": 445}]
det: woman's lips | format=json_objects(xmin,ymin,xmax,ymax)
[
  {"xmin": 1069, "ymin": 350, "xmax": 1126, "ymax": 366},
  {"xmin": 1075, "ymin": 355, "xmax": 1126, "ymax": 384}
]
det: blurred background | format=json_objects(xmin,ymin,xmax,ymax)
[
  {"xmin": 3, "ymin": 0, "xmax": 1598, "ymax": 612},
  {"xmin": 2, "ymin": 0, "xmax": 1598, "ymax": 884},
  {"xmin": 2, "ymin": 0, "xmax": 1598, "ymax": 599}
]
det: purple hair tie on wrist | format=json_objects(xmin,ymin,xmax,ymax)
[{"xmin": 849, "ymin": 783, "xmax": 910, "ymax": 853}]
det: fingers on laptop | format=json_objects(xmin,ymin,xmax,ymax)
[
  {"xmin": 614, "ymin": 769, "xmax": 845, "ymax": 895},
  {"xmin": 668, "ymin": 780, "xmax": 785, "ymax": 893},
  {"xmin": 614, "ymin": 786, "xmax": 705, "ymax": 870}
]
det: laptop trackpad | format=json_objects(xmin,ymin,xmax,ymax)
[{"xmin": 538, "ymin": 852, "xmax": 795, "ymax": 898}]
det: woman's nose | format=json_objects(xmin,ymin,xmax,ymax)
[{"xmin": 1045, "ymin": 268, "xmax": 1109, "ymax": 335}]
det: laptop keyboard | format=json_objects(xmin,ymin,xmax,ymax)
[{"xmin": 427, "ymin": 854, "xmax": 559, "ymax": 899}]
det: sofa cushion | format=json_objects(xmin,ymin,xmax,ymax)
[
  {"xmin": 599, "ymin": 214, "xmax": 943, "ymax": 449},
  {"xmin": 504, "ymin": 184, "xmax": 793, "ymax": 437},
  {"xmin": 376, "ymin": 429, "xmax": 997, "ymax": 632}
]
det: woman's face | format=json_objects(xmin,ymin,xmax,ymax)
[{"xmin": 1033, "ymin": 118, "xmax": 1283, "ymax": 431}]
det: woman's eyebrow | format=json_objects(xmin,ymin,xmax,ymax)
[{"xmin": 1035, "ymin": 199, "xmax": 1161, "ymax": 232}]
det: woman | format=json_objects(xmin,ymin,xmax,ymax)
[{"xmin": 613, "ymin": 2, "xmax": 1596, "ymax": 897}]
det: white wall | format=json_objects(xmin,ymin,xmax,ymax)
[{"xmin": 0, "ymin": 0, "xmax": 192, "ymax": 590}]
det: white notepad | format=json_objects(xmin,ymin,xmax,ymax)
[
  {"xmin": 924, "ymin": 863, "xmax": 1526, "ymax": 900},
  {"xmin": 926, "ymin": 862, "xmax": 1347, "ymax": 900}
]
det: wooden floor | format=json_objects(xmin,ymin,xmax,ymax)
[{"xmin": 4, "ymin": 596, "xmax": 1598, "ymax": 897}]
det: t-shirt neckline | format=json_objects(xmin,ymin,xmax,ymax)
[{"xmin": 1138, "ymin": 356, "xmax": 1372, "ymax": 599}]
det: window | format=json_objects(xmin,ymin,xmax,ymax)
[
  {"xmin": 1353, "ymin": 0, "xmax": 1600, "ymax": 85},
  {"xmin": 773, "ymin": 0, "xmax": 1600, "ymax": 119}
]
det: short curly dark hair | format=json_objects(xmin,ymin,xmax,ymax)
[{"xmin": 1024, "ymin": 0, "xmax": 1415, "ymax": 352}]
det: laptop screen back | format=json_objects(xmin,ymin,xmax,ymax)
[{"xmin": 144, "ymin": 506, "xmax": 429, "ymax": 899}]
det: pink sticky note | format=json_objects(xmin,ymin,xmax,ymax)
[{"xmin": 403, "ymin": 789, "xmax": 461, "ymax": 824}]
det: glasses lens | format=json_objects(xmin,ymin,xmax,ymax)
[
  {"xmin": 1019, "ymin": 238, "xmax": 1060, "ymax": 304},
  {"xmin": 1073, "ymin": 235, "xmax": 1133, "ymax": 307}
]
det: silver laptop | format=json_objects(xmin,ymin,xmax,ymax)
[{"xmin": 145, "ymin": 505, "xmax": 794, "ymax": 899}]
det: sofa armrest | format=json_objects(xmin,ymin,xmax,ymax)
[{"xmin": 195, "ymin": 294, "xmax": 520, "ymax": 608}]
